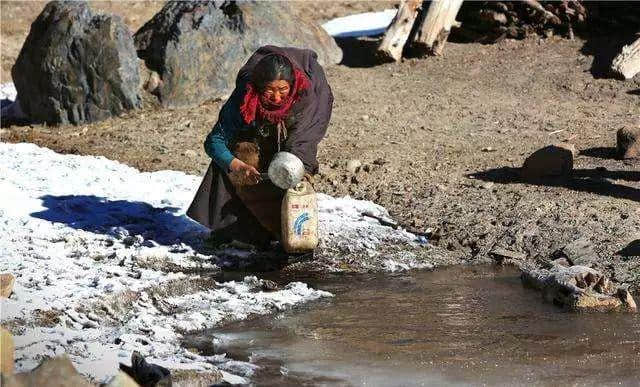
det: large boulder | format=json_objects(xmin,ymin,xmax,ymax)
[
  {"xmin": 12, "ymin": 1, "xmax": 141, "ymax": 125},
  {"xmin": 134, "ymin": 1, "xmax": 342, "ymax": 108},
  {"xmin": 616, "ymin": 126, "xmax": 640, "ymax": 159}
]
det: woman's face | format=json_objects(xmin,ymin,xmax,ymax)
[{"xmin": 260, "ymin": 80, "xmax": 290, "ymax": 106}]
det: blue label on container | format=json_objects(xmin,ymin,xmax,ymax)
[{"xmin": 293, "ymin": 212, "xmax": 310, "ymax": 236}]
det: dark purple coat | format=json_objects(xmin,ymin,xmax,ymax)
[{"xmin": 186, "ymin": 46, "xmax": 333, "ymax": 237}]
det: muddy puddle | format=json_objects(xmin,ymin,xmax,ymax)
[{"xmin": 191, "ymin": 266, "xmax": 640, "ymax": 386}]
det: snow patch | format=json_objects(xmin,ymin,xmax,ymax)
[
  {"xmin": 322, "ymin": 9, "xmax": 397, "ymax": 38},
  {"xmin": 0, "ymin": 143, "xmax": 331, "ymax": 383}
]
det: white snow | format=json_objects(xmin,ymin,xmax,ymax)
[
  {"xmin": 0, "ymin": 143, "xmax": 332, "ymax": 383},
  {"xmin": 322, "ymin": 9, "xmax": 397, "ymax": 38},
  {"xmin": 0, "ymin": 142, "xmax": 424, "ymax": 383},
  {"xmin": 0, "ymin": 82, "xmax": 17, "ymax": 101}
]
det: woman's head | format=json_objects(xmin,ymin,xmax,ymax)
[{"xmin": 251, "ymin": 54, "xmax": 294, "ymax": 106}]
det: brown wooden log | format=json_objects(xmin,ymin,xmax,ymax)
[
  {"xmin": 612, "ymin": 37, "xmax": 640, "ymax": 80},
  {"xmin": 413, "ymin": 0, "xmax": 464, "ymax": 56},
  {"xmin": 377, "ymin": 0, "xmax": 422, "ymax": 62}
]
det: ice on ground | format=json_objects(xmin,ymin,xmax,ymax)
[
  {"xmin": 322, "ymin": 9, "xmax": 397, "ymax": 38},
  {"xmin": 0, "ymin": 142, "xmax": 424, "ymax": 383}
]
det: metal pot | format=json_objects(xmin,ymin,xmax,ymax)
[{"xmin": 267, "ymin": 151, "xmax": 305, "ymax": 189}]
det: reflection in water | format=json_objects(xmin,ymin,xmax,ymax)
[{"xmin": 196, "ymin": 266, "xmax": 640, "ymax": 386}]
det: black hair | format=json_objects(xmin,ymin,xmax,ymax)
[{"xmin": 250, "ymin": 54, "xmax": 294, "ymax": 92}]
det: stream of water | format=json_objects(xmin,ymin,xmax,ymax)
[{"xmin": 193, "ymin": 266, "xmax": 640, "ymax": 386}]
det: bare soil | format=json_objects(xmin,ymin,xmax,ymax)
[{"xmin": 2, "ymin": 2, "xmax": 639, "ymax": 287}]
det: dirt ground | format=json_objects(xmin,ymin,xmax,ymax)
[{"xmin": 2, "ymin": 2, "xmax": 639, "ymax": 288}]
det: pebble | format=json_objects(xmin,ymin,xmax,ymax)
[
  {"xmin": 346, "ymin": 159, "xmax": 361, "ymax": 174},
  {"xmin": 482, "ymin": 147, "xmax": 496, "ymax": 152}
]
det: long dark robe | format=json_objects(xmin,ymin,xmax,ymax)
[{"xmin": 186, "ymin": 46, "xmax": 333, "ymax": 244}]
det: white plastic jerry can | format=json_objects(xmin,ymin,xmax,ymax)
[{"xmin": 281, "ymin": 181, "xmax": 318, "ymax": 253}]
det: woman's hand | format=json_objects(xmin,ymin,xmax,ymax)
[{"xmin": 229, "ymin": 158, "xmax": 261, "ymax": 185}]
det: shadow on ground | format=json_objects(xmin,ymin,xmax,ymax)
[
  {"xmin": 335, "ymin": 36, "xmax": 390, "ymax": 68},
  {"xmin": 580, "ymin": 147, "xmax": 618, "ymax": 160},
  {"xmin": 580, "ymin": 33, "xmax": 640, "ymax": 79},
  {"xmin": 470, "ymin": 167, "xmax": 640, "ymax": 203},
  {"xmin": 31, "ymin": 195, "xmax": 203, "ymax": 246},
  {"xmin": 29, "ymin": 195, "xmax": 305, "ymax": 272}
]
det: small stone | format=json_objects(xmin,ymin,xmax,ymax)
[
  {"xmin": 360, "ymin": 114, "xmax": 370, "ymax": 121},
  {"xmin": 551, "ymin": 257, "xmax": 571, "ymax": 267},
  {"xmin": 481, "ymin": 182, "xmax": 494, "ymax": 190},
  {"xmin": 345, "ymin": 159, "xmax": 361, "ymax": 174},
  {"xmin": 106, "ymin": 371, "xmax": 140, "ymax": 387},
  {"xmin": 521, "ymin": 143, "xmax": 576, "ymax": 179},
  {"xmin": 1, "ymin": 327, "xmax": 14, "ymax": 375},
  {"xmin": 261, "ymin": 280, "xmax": 279, "ymax": 292},
  {"xmin": 489, "ymin": 248, "xmax": 526, "ymax": 262},
  {"xmin": 184, "ymin": 149, "xmax": 198, "ymax": 158},
  {"xmin": 481, "ymin": 147, "xmax": 496, "ymax": 152},
  {"xmin": 3, "ymin": 355, "xmax": 93, "ymax": 386},
  {"xmin": 616, "ymin": 126, "xmax": 640, "ymax": 159},
  {"xmin": 617, "ymin": 288, "xmax": 637, "ymax": 311},
  {"xmin": 0, "ymin": 274, "xmax": 15, "ymax": 298}
]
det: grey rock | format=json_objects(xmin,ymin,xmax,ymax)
[
  {"xmin": 134, "ymin": 1, "xmax": 342, "ymax": 108},
  {"xmin": 553, "ymin": 238, "xmax": 598, "ymax": 268},
  {"xmin": 521, "ymin": 264, "xmax": 635, "ymax": 312},
  {"xmin": 521, "ymin": 143, "xmax": 576, "ymax": 179},
  {"xmin": 12, "ymin": 1, "xmax": 141, "ymax": 125},
  {"xmin": 616, "ymin": 126, "xmax": 640, "ymax": 159}
]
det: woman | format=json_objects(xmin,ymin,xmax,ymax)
[{"xmin": 187, "ymin": 45, "xmax": 333, "ymax": 248}]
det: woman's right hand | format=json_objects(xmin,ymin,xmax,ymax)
[{"xmin": 229, "ymin": 158, "xmax": 261, "ymax": 185}]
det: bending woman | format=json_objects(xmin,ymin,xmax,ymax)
[{"xmin": 187, "ymin": 45, "xmax": 333, "ymax": 248}]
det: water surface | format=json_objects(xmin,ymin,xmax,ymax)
[{"xmin": 202, "ymin": 266, "xmax": 640, "ymax": 386}]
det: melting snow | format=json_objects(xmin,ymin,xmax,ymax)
[{"xmin": 0, "ymin": 142, "xmax": 424, "ymax": 383}]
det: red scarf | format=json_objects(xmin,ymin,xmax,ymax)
[{"xmin": 239, "ymin": 68, "xmax": 310, "ymax": 125}]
